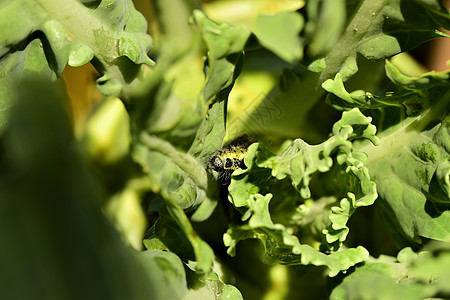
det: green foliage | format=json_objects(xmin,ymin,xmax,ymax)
[
  {"xmin": 1, "ymin": 0, "xmax": 449, "ymax": 299},
  {"xmin": 225, "ymin": 109, "xmax": 379, "ymax": 260},
  {"xmin": 329, "ymin": 243, "xmax": 450, "ymax": 299},
  {"xmin": 325, "ymin": 60, "xmax": 450, "ymax": 245}
]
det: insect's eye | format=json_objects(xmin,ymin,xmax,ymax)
[{"xmin": 224, "ymin": 158, "xmax": 233, "ymax": 168}]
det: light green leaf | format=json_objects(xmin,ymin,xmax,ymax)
[
  {"xmin": 330, "ymin": 262, "xmax": 432, "ymax": 300},
  {"xmin": 364, "ymin": 116, "xmax": 450, "ymax": 244},
  {"xmin": 135, "ymin": 133, "xmax": 208, "ymax": 209},
  {"xmin": 304, "ymin": 0, "xmax": 346, "ymax": 58},
  {"xmin": 144, "ymin": 198, "xmax": 215, "ymax": 275},
  {"xmin": 139, "ymin": 250, "xmax": 189, "ymax": 299},
  {"xmin": 135, "ymin": 12, "xmax": 252, "ymax": 277},
  {"xmin": 0, "ymin": 0, "xmax": 153, "ymax": 99},
  {"xmin": 188, "ymin": 9, "xmax": 251, "ymax": 160},
  {"xmin": 330, "ymin": 243, "xmax": 450, "ymax": 299},
  {"xmin": 224, "ymin": 109, "xmax": 379, "ymax": 274},
  {"xmin": 336, "ymin": 64, "xmax": 450, "ymax": 244},
  {"xmin": 409, "ymin": 242, "xmax": 450, "ymax": 294},
  {"xmin": 0, "ymin": 0, "xmax": 153, "ymax": 134},
  {"xmin": 238, "ymin": 0, "xmax": 450, "ymax": 140},
  {"xmin": 324, "ymin": 60, "xmax": 450, "ymax": 114},
  {"xmin": 129, "ymin": 12, "xmax": 252, "ymax": 280},
  {"xmin": 224, "ymin": 193, "xmax": 370, "ymax": 277},
  {"xmin": 238, "ymin": 66, "xmax": 329, "ymax": 140},
  {"xmin": 254, "ymin": 11, "xmax": 304, "ymax": 63},
  {"xmin": 131, "ymin": 10, "xmax": 251, "ymax": 214},
  {"xmin": 183, "ymin": 271, "xmax": 243, "ymax": 300},
  {"xmin": 312, "ymin": 0, "xmax": 450, "ymax": 82}
]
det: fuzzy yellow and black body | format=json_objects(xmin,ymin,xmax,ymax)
[{"xmin": 208, "ymin": 136, "xmax": 252, "ymax": 184}]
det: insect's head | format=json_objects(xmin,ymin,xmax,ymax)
[
  {"xmin": 209, "ymin": 155, "xmax": 224, "ymax": 171},
  {"xmin": 207, "ymin": 135, "xmax": 254, "ymax": 184}
]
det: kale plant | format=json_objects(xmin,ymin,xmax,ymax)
[{"xmin": 0, "ymin": 0, "xmax": 449, "ymax": 299}]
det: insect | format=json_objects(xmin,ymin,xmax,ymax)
[{"xmin": 208, "ymin": 135, "xmax": 253, "ymax": 184}]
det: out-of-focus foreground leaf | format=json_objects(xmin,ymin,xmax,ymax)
[{"xmin": 0, "ymin": 79, "xmax": 185, "ymax": 299}]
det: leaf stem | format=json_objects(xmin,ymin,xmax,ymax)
[{"xmin": 139, "ymin": 132, "xmax": 208, "ymax": 189}]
